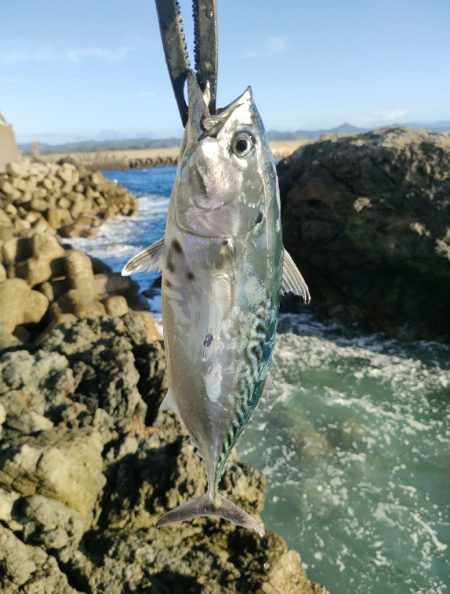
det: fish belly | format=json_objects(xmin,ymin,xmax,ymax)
[{"xmin": 162, "ymin": 230, "xmax": 279, "ymax": 484}]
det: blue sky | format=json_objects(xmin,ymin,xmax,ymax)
[{"xmin": 1, "ymin": 0, "xmax": 449, "ymax": 143}]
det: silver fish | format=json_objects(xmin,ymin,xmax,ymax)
[{"xmin": 123, "ymin": 71, "xmax": 309, "ymax": 536}]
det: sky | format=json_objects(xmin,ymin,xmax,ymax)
[{"xmin": 1, "ymin": 0, "xmax": 450, "ymax": 144}]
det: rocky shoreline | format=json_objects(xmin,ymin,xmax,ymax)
[
  {"xmin": 0, "ymin": 158, "xmax": 328, "ymax": 593},
  {"xmin": 278, "ymin": 127, "xmax": 450, "ymax": 341}
]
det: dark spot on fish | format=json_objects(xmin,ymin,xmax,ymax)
[
  {"xmin": 203, "ymin": 334, "xmax": 213, "ymax": 347},
  {"xmin": 223, "ymin": 240, "xmax": 229, "ymax": 246},
  {"xmin": 186, "ymin": 271, "xmax": 195, "ymax": 281},
  {"xmin": 166, "ymin": 250, "xmax": 175, "ymax": 272},
  {"xmin": 172, "ymin": 239, "xmax": 183, "ymax": 253},
  {"xmin": 255, "ymin": 212, "xmax": 263, "ymax": 225}
]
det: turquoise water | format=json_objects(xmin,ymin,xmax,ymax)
[{"xmin": 67, "ymin": 168, "xmax": 450, "ymax": 594}]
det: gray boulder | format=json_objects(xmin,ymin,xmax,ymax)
[{"xmin": 278, "ymin": 127, "xmax": 450, "ymax": 340}]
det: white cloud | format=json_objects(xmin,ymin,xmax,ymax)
[
  {"xmin": 66, "ymin": 46, "xmax": 132, "ymax": 63},
  {"xmin": 0, "ymin": 49, "xmax": 54, "ymax": 63},
  {"xmin": 0, "ymin": 46, "xmax": 133, "ymax": 64},
  {"xmin": 365, "ymin": 108, "xmax": 409, "ymax": 122},
  {"xmin": 242, "ymin": 36, "xmax": 287, "ymax": 59}
]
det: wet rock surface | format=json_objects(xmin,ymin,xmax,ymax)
[
  {"xmin": 278, "ymin": 127, "xmax": 450, "ymax": 340},
  {"xmin": 0, "ymin": 315, "xmax": 328, "ymax": 593}
]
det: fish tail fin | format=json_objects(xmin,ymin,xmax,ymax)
[{"xmin": 156, "ymin": 495, "xmax": 265, "ymax": 536}]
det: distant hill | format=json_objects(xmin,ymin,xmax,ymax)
[
  {"xmin": 403, "ymin": 120, "xmax": 450, "ymax": 133},
  {"xmin": 268, "ymin": 123, "xmax": 367, "ymax": 141},
  {"xmin": 268, "ymin": 121, "xmax": 450, "ymax": 141},
  {"xmin": 19, "ymin": 137, "xmax": 181, "ymax": 155},
  {"xmin": 19, "ymin": 121, "xmax": 450, "ymax": 154}
]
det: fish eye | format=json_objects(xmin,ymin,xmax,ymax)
[{"xmin": 231, "ymin": 131, "xmax": 255, "ymax": 158}]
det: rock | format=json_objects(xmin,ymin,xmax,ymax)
[
  {"xmin": 0, "ymin": 524, "xmax": 78, "ymax": 593},
  {"xmin": 38, "ymin": 278, "xmax": 68, "ymax": 302},
  {"xmin": 0, "ymin": 427, "xmax": 105, "ymax": 519},
  {"xmin": 0, "ymin": 311, "xmax": 327, "ymax": 592},
  {"xmin": 16, "ymin": 493, "xmax": 86, "ymax": 554},
  {"xmin": 50, "ymin": 289, "xmax": 106, "ymax": 320},
  {"xmin": 14, "ymin": 233, "xmax": 66, "ymax": 286},
  {"xmin": 0, "ymin": 180, "xmax": 14, "ymax": 195},
  {"xmin": 64, "ymin": 250, "xmax": 95, "ymax": 294},
  {"xmin": 2, "ymin": 236, "xmax": 32, "ymax": 266},
  {"xmin": 0, "ymin": 224, "xmax": 13, "ymax": 244},
  {"xmin": 94, "ymin": 272, "xmax": 140, "ymax": 302},
  {"xmin": 15, "ymin": 256, "xmax": 61, "ymax": 286},
  {"xmin": 127, "ymin": 310, "xmax": 162, "ymax": 341},
  {"xmin": 278, "ymin": 127, "xmax": 450, "ymax": 340},
  {"xmin": 262, "ymin": 549, "xmax": 328, "ymax": 594},
  {"xmin": 5, "ymin": 161, "xmax": 23, "ymax": 177},
  {"xmin": 0, "ymin": 279, "xmax": 48, "ymax": 334},
  {"xmin": 103, "ymin": 294, "xmax": 128, "ymax": 316}
]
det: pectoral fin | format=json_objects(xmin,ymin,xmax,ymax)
[
  {"xmin": 121, "ymin": 237, "xmax": 164, "ymax": 276},
  {"xmin": 281, "ymin": 249, "xmax": 311, "ymax": 304},
  {"xmin": 264, "ymin": 372, "xmax": 275, "ymax": 393}
]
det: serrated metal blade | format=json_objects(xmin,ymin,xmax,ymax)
[
  {"xmin": 193, "ymin": 0, "xmax": 218, "ymax": 114},
  {"xmin": 155, "ymin": 0, "xmax": 190, "ymax": 126}
]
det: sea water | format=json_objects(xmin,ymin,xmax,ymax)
[{"xmin": 67, "ymin": 168, "xmax": 450, "ymax": 594}]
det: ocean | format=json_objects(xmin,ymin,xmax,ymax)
[{"xmin": 67, "ymin": 167, "xmax": 450, "ymax": 594}]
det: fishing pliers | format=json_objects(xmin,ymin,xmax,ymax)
[{"xmin": 154, "ymin": 0, "xmax": 218, "ymax": 127}]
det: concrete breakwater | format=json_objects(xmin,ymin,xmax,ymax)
[
  {"xmin": 43, "ymin": 143, "xmax": 302, "ymax": 172},
  {"xmin": 0, "ymin": 158, "xmax": 135, "ymax": 239}
]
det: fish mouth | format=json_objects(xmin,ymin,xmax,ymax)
[
  {"xmin": 186, "ymin": 71, "xmax": 210, "ymax": 139},
  {"xmin": 186, "ymin": 70, "xmax": 253, "ymax": 141}
]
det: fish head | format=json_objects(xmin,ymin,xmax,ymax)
[{"xmin": 175, "ymin": 71, "xmax": 276, "ymax": 238}]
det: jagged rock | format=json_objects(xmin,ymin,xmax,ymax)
[
  {"xmin": 0, "ymin": 524, "xmax": 78, "ymax": 593},
  {"xmin": 0, "ymin": 427, "xmax": 105, "ymax": 519},
  {"xmin": 127, "ymin": 310, "xmax": 162, "ymax": 341},
  {"xmin": 15, "ymin": 494, "xmax": 86, "ymax": 555},
  {"xmin": 0, "ymin": 279, "xmax": 48, "ymax": 333},
  {"xmin": 0, "ymin": 313, "xmax": 327, "ymax": 593},
  {"xmin": 278, "ymin": 127, "xmax": 450, "ymax": 340}
]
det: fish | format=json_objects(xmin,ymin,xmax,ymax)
[{"xmin": 122, "ymin": 71, "xmax": 310, "ymax": 536}]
